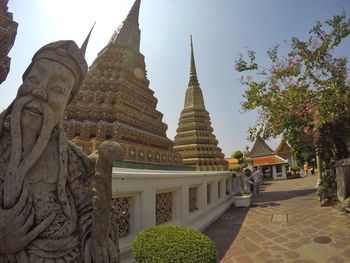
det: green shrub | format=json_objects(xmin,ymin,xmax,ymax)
[
  {"xmin": 229, "ymin": 164, "xmax": 241, "ymax": 172},
  {"xmin": 291, "ymin": 165, "xmax": 300, "ymax": 172},
  {"xmin": 132, "ymin": 225, "xmax": 216, "ymax": 263},
  {"xmin": 232, "ymin": 150, "xmax": 243, "ymax": 160}
]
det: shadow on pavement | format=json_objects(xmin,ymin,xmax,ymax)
[
  {"xmin": 251, "ymin": 202, "xmax": 281, "ymax": 208},
  {"xmin": 204, "ymin": 205, "xmax": 249, "ymax": 262},
  {"xmin": 253, "ymin": 188, "xmax": 316, "ymax": 204}
]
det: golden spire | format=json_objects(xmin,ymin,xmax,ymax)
[
  {"xmin": 109, "ymin": 0, "xmax": 141, "ymax": 51},
  {"xmin": 189, "ymin": 35, "xmax": 199, "ymax": 86},
  {"xmin": 126, "ymin": 0, "xmax": 141, "ymax": 22},
  {"xmin": 80, "ymin": 22, "xmax": 95, "ymax": 57},
  {"xmin": 184, "ymin": 35, "xmax": 205, "ymax": 109}
]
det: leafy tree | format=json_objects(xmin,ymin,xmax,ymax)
[
  {"xmin": 230, "ymin": 150, "xmax": 249, "ymax": 172},
  {"xmin": 234, "ymin": 12, "xmax": 350, "ymax": 170}
]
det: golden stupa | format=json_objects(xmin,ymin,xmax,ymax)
[
  {"xmin": 173, "ymin": 37, "xmax": 228, "ymax": 171},
  {"xmin": 65, "ymin": 0, "xmax": 182, "ymax": 166}
]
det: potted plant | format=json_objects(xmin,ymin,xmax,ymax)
[
  {"xmin": 234, "ymin": 192, "xmax": 252, "ymax": 207},
  {"xmin": 231, "ymin": 150, "xmax": 253, "ymax": 207},
  {"xmin": 234, "ymin": 169, "xmax": 252, "ymax": 207}
]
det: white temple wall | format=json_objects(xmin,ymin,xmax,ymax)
[{"xmin": 111, "ymin": 169, "xmax": 236, "ymax": 262}]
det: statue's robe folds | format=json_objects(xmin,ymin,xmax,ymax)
[{"xmin": 0, "ymin": 127, "xmax": 95, "ymax": 263}]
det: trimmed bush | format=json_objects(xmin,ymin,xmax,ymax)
[
  {"xmin": 229, "ymin": 164, "xmax": 241, "ymax": 172},
  {"xmin": 232, "ymin": 150, "xmax": 243, "ymax": 160},
  {"xmin": 132, "ymin": 225, "xmax": 216, "ymax": 263},
  {"xmin": 291, "ymin": 165, "xmax": 300, "ymax": 172}
]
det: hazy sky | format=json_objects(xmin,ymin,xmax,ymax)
[{"xmin": 2, "ymin": 0, "xmax": 350, "ymax": 157}]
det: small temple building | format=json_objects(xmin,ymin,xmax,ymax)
[
  {"xmin": 275, "ymin": 139, "xmax": 297, "ymax": 167},
  {"xmin": 65, "ymin": 0, "xmax": 182, "ymax": 167},
  {"xmin": 0, "ymin": 0, "xmax": 17, "ymax": 84},
  {"xmin": 173, "ymin": 37, "xmax": 228, "ymax": 171},
  {"xmin": 249, "ymin": 137, "xmax": 288, "ymax": 180}
]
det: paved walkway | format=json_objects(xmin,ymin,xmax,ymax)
[{"xmin": 204, "ymin": 176, "xmax": 350, "ymax": 263}]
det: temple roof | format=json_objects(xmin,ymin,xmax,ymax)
[
  {"xmin": 249, "ymin": 137, "xmax": 275, "ymax": 158},
  {"xmin": 109, "ymin": 0, "xmax": 141, "ymax": 51},
  {"xmin": 275, "ymin": 139, "xmax": 292, "ymax": 154},
  {"xmin": 251, "ymin": 155, "xmax": 288, "ymax": 166}
]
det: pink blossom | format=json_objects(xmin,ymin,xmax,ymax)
[
  {"xmin": 313, "ymin": 131, "xmax": 321, "ymax": 142},
  {"xmin": 313, "ymin": 119, "xmax": 320, "ymax": 126},
  {"xmin": 295, "ymin": 111, "xmax": 303, "ymax": 117}
]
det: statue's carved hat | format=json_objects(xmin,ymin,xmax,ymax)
[{"xmin": 22, "ymin": 40, "xmax": 88, "ymax": 101}]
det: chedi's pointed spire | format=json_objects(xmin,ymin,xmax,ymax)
[
  {"xmin": 109, "ymin": 0, "xmax": 141, "ymax": 51},
  {"xmin": 126, "ymin": 0, "xmax": 141, "ymax": 22},
  {"xmin": 184, "ymin": 35, "xmax": 205, "ymax": 109},
  {"xmin": 189, "ymin": 35, "xmax": 199, "ymax": 86},
  {"xmin": 80, "ymin": 22, "xmax": 95, "ymax": 57}
]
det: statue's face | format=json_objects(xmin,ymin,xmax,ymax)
[{"xmin": 18, "ymin": 58, "xmax": 75, "ymax": 127}]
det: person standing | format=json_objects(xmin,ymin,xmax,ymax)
[
  {"xmin": 252, "ymin": 168, "xmax": 264, "ymax": 197},
  {"xmin": 304, "ymin": 162, "xmax": 309, "ymax": 176}
]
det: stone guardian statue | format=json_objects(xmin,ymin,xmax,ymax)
[{"xmin": 0, "ymin": 38, "xmax": 123, "ymax": 262}]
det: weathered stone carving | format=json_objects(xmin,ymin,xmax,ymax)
[
  {"xmin": 87, "ymin": 141, "xmax": 124, "ymax": 263},
  {"xmin": 0, "ymin": 0, "xmax": 18, "ymax": 84},
  {"xmin": 0, "ymin": 39, "xmax": 122, "ymax": 262}
]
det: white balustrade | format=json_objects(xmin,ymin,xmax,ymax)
[{"xmin": 111, "ymin": 168, "xmax": 237, "ymax": 263}]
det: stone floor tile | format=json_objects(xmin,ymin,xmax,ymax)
[
  {"xmin": 264, "ymin": 259, "xmax": 285, "ymax": 263},
  {"xmin": 204, "ymin": 176, "xmax": 350, "ymax": 263},
  {"xmin": 327, "ymin": 256, "xmax": 346, "ymax": 263},
  {"xmin": 224, "ymin": 247, "xmax": 245, "ymax": 257},
  {"xmin": 283, "ymin": 251, "xmax": 300, "ymax": 259},
  {"xmin": 269, "ymin": 245, "xmax": 287, "ymax": 251},
  {"xmin": 298, "ymin": 237, "xmax": 312, "ymax": 244},
  {"xmin": 284, "ymin": 241, "xmax": 302, "ymax": 249},
  {"xmin": 286, "ymin": 232, "xmax": 301, "ymax": 239},
  {"xmin": 231, "ymin": 255, "xmax": 254, "ymax": 263},
  {"xmin": 342, "ymin": 248, "xmax": 350, "ymax": 258},
  {"xmin": 241, "ymin": 241, "xmax": 262, "ymax": 253},
  {"xmin": 330, "ymin": 240, "xmax": 348, "ymax": 249},
  {"xmin": 255, "ymin": 250, "xmax": 272, "ymax": 259},
  {"xmin": 262, "ymin": 231, "xmax": 278, "ymax": 238},
  {"xmin": 219, "ymin": 258, "xmax": 234, "ymax": 263},
  {"xmin": 273, "ymin": 236, "xmax": 289, "ymax": 243}
]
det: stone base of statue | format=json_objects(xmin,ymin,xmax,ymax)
[{"xmin": 335, "ymin": 158, "xmax": 350, "ymax": 202}]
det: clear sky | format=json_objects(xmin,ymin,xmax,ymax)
[{"xmin": 2, "ymin": 0, "xmax": 350, "ymax": 157}]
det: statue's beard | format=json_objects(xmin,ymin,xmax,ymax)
[{"xmin": 3, "ymin": 95, "xmax": 58, "ymax": 208}]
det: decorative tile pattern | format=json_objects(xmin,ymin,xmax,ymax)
[
  {"xmin": 189, "ymin": 187, "xmax": 199, "ymax": 212},
  {"xmin": 156, "ymin": 192, "xmax": 174, "ymax": 225},
  {"xmin": 111, "ymin": 197, "xmax": 132, "ymax": 238}
]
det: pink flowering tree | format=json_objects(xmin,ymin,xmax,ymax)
[{"xmin": 235, "ymin": 12, "xmax": 350, "ymax": 167}]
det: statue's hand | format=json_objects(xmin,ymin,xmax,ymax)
[
  {"xmin": 84, "ymin": 238, "xmax": 118, "ymax": 263},
  {"xmin": 0, "ymin": 187, "xmax": 55, "ymax": 254}
]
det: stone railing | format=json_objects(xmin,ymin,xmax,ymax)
[{"xmin": 111, "ymin": 168, "xmax": 238, "ymax": 262}]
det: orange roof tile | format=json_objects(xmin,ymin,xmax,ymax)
[
  {"xmin": 252, "ymin": 155, "xmax": 287, "ymax": 166},
  {"xmin": 225, "ymin": 157, "xmax": 238, "ymax": 165}
]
